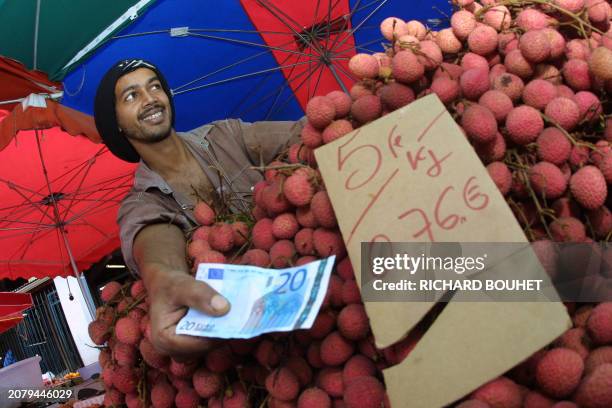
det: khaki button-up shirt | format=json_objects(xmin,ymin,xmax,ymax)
[{"xmin": 117, "ymin": 118, "xmax": 304, "ymax": 275}]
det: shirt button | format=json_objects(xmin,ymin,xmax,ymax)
[{"xmin": 180, "ymin": 204, "xmax": 189, "ymax": 210}]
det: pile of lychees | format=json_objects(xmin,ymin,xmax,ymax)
[{"xmin": 89, "ymin": 0, "xmax": 612, "ymax": 406}]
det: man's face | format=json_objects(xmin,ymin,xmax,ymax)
[{"xmin": 114, "ymin": 68, "xmax": 172, "ymax": 144}]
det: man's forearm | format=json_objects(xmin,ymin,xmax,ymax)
[{"xmin": 133, "ymin": 223, "xmax": 189, "ymax": 293}]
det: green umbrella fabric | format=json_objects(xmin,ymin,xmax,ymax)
[{"xmin": 0, "ymin": 0, "xmax": 156, "ymax": 80}]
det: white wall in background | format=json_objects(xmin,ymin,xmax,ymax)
[{"xmin": 53, "ymin": 277, "xmax": 99, "ymax": 367}]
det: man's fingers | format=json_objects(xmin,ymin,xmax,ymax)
[
  {"xmin": 172, "ymin": 276, "xmax": 231, "ymax": 317},
  {"xmin": 157, "ymin": 325, "xmax": 216, "ymax": 357}
]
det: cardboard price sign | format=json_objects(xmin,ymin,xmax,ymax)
[{"xmin": 314, "ymin": 94, "xmax": 570, "ymax": 407}]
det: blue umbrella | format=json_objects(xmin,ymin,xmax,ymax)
[{"xmin": 60, "ymin": 0, "xmax": 451, "ymax": 131}]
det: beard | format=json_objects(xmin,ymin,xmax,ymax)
[{"xmin": 123, "ymin": 107, "xmax": 172, "ymax": 144}]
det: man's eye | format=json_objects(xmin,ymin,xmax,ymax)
[
  {"xmin": 151, "ymin": 84, "xmax": 161, "ymax": 91},
  {"xmin": 125, "ymin": 92, "xmax": 136, "ymax": 102}
]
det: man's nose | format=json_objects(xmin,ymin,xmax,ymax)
[{"xmin": 141, "ymin": 89, "xmax": 158, "ymax": 105}]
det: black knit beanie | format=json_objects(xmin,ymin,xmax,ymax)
[{"xmin": 94, "ymin": 59, "xmax": 175, "ymax": 163}]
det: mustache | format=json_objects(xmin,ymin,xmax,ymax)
[{"xmin": 139, "ymin": 104, "xmax": 164, "ymax": 120}]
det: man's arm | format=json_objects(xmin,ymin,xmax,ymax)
[{"xmin": 133, "ymin": 223, "xmax": 229, "ymax": 358}]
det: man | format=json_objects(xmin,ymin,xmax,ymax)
[{"xmin": 94, "ymin": 59, "xmax": 303, "ymax": 358}]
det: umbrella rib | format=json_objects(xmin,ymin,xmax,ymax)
[
  {"xmin": 228, "ymin": 44, "xmax": 297, "ymax": 118},
  {"xmin": 236, "ymin": 59, "xmax": 323, "ymax": 119},
  {"xmin": 173, "ymin": 60, "xmax": 320, "ymax": 96},
  {"xmin": 10, "ymin": 206, "xmax": 55, "ymax": 261},
  {"xmin": 256, "ymin": 0, "xmax": 328, "ymax": 59},
  {"xmin": 264, "ymin": 46, "xmax": 306, "ymax": 120},
  {"xmin": 330, "ymin": 0, "xmax": 389, "ymax": 54},
  {"xmin": 322, "ymin": 0, "xmax": 343, "ymax": 50},
  {"xmin": 329, "ymin": 0, "xmax": 361, "ymax": 54},
  {"xmin": 55, "ymin": 148, "xmax": 107, "ymax": 195},
  {"xmin": 59, "ymin": 151, "xmax": 101, "ymax": 225},
  {"xmin": 333, "ymin": 36, "xmax": 386, "ymax": 56},
  {"xmin": 256, "ymin": 0, "xmax": 307, "ymax": 37},
  {"xmin": 62, "ymin": 193, "xmax": 128, "ymax": 225},
  {"xmin": 187, "ymin": 32, "xmax": 317, "ymax": 58},
  {"xmin": 265, "ymin": 63, "xmax": 325, "ymax": 120},
  {"xmin": 61, "ymin": 187, "xmax": 135, "ymax": 225},
  {"xmin": 311, "ymin": 59, "xmax": 326, "ymax": 97},
  {"xmin": 329, "ymin": 60, "xmax": 357, "ymax": 82},
  {"xmin": 113, "ymin": 28, "xmax": 298, "ymax": 39},
  {"xmin": 3, "ymin": 181, "xmax": 57, "ymax": 224},
  {"xmin": 324, "ymin": 0, "xmax": 362, "ymax": 56},
  {"xmin": 173, "ymin": 44, "xmax": 292, "ymax": 92}
]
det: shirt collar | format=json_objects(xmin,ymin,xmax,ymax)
[{"xmin": 132, "ymin": 126, "xmax": 215, "ymax": 194}]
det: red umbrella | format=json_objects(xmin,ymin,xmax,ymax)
[
  {"xmin": 0, "ymin": 98, "xmax": 137, "ymax": 315},
  {"xmin": 0, "ymin": 292, "xmax": 33, "ymax": 334}
]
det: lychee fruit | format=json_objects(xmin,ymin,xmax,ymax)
[
  {"xmin": 563, "ymin": 59, "xmax": 592, "ymax": 91},
  {"xmin": 529, "ymin": 162, "xmax": 568, "ymax": 199},
  {"xmin": 317, "ymin": 367, "xmax": 343, "ymax": 397},
  {"xmin": 380, "ymin": 17, "xmax": 408, "ymax": 41},
  {"xmin": 115, "ymin": 317, "xmax": 142, "ymax": 346},
  {"xmin": 460, "ymin": 68, "xmax": 490, "ymax": 100},
  {"xmin": 348, "ymin": 53, "xmax": 379, "ymax": 79},
  {"xmin": 536, "ymin": 348, "xmax": 584, "ymax": 398},
  {"xmin": 471, "ymin": 376, "xmax": 523, "ymax": 408},
  {"xmin": 343, "ymin": 376, "xmax": 385, "ymax": 408},
  {"xmin": 479, "ymin": 90, "xmax": 513, "ymax": 122},
  {"xmin": 326, "ymin": 90, "xmax": 352, "ymax": 118},
  {"xmin": 306, "ymin": 96, "xmax": 336, "ymax": 129},
  {"xmin": 88, "ymin": 320, "xmax": 110, "ymax": 345},
  {"xmin": 252, "ymin": 218, "xmax": 276, "ymax": 250},
  {"xmin": 587, "ymin": 302, "xmax": 612, "ymax": 345},
  {"xmin": 320, "ymin": 331, "xmax": 355, "ymax": 366},
  {"xmin": 350, "ymin": 95, "xmax": 382, "ymax": 124},
  {"xmin": 151, "ymin": 381, "xmax": 176, "ymax": 408},
  {"xmin": 462, "ymin": 52, "xmax": 490, "ymax": 72},
  {"xmin": 301, "ymin": 122, "xmax": 323, "ymax": 148},
  {"xmin": 487, "ymin": 161, "xmax": 513, "ymax": 196},
  {"xmin": 436, "ymin": 28, "xmax": 463, "ymax": 54},
  {"xmin": 492, "ymin": 73, "xmax": 525, "ymax": 102},
  {"xmin": 520, "ymin": 30, "xmax": 552, "ymax": 63},
  {"xmin": 516, "ymin": 8, "xmax": 555, "ymax": 31},
  {"xmin": 100, "ymin": 281, "xmax": 122, "ymax": 302},
  {"xmin": 544, "ymin": 97, "xmax": 581, "ymax": 131},
  {"xmin": 537, "ymin": 128, "xmax": 572, "ymax": 165},
  {"xmin": 569, "ymin": 165, "xmax": 607, "ymax": 210},
  {"xmin": 295, "ymin": 228, "xmax": 315, "ymax": 256},
  {"xmin": 379, "ymin": 82, "xmax": 415, "ymax": 110},
  {"xmin": 269, "ymin": 239, "xmax": 296, "ymax": 268},
  {"xmin": 272, "ymin": 213, "xmax": 299, "ymax": 239},
  {"xmin": 265, "ymin": 367, "xmax": 300, "ymax": 401},
  {"xmin": 505, "ymin": 50, "xmax": 535, "ymax": 79},
  {"xmin": 323, "ymin": 120, "xmax": 353, "ymax": 144},
  {"xmin": 311, "ymin": 191, "xmax": 337, "ymax": 228},
  {"xmin": 461, "ymin": 104, "xmax": 497, "ymax": 143},
  {"xmin": 523, "ymin": 79, "xmax": 558, "ymax": 110},
  {"xmin": 574, "ymin": 91, "xmax": 603, "ymax": 122},
  {"xmin": 313, "ymin": 228, "xmax": 346, "ymax": 258},
  {"xmin": 284, "ymin": 172, "xmax": 315, "ymax": 207},
  {"xmin": 550, "ymin": 217, "xmax": 587, "ymax": 242},
  {"xmin": 298, "ymin": 387, "xmax": 331, "ymax": 408},
  {"xmin": 573, "ymin": 363, "xmax": 612, "ymax": 408},
  {"xmin": 451, "ymin": 10, "xmax": 477, "ymax": 39},
  {"xmin": 194, "ymin": 201, "xmax": 215, "ymax": 226},
  {"xmin": 506, "ymin": 105, "xmax": 544, "ymax": 145},
  {"xmin": 484, "ymin": 5, "xmax": 512, "ymax": 31},
  {"xmin": 175, "ymin": 387, "xmax": 200, "ymax": 408},
  {"xmin": 392, "ymin": 50, "xmax": 425, "ymax": 83}
]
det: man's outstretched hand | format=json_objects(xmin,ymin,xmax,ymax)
[{"xmin": 147, "ymin": 271, "xmax": 230, "ymax": 359}]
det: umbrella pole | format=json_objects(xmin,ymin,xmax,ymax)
[
  {"xmin": 33, "ymin": 130, "xmax": 97, "ymax": 320},
  {"xmin": 60, "ymin": 229, "xmax": 97, "ymax": 320}
]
